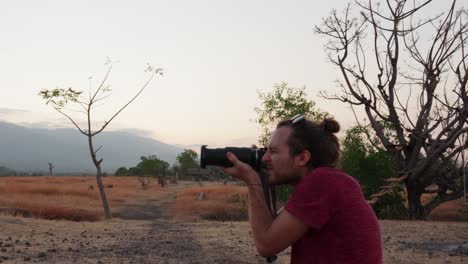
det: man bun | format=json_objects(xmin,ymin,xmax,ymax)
[
  {"xmin": 277, "ymin": 116, "xmax": 341, "ymax": 168},
  {"xmin": 320, "ymin": 118, "xmax": 340, "ymax": 133}
]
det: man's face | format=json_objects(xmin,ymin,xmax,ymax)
[{"xmin": 262, "ymin": 126, "xmax": 304, "ymax": 185}]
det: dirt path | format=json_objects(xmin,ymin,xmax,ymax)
[
  {"xmin": 111, "ymin": 182, "xmax": 186, "ymax": 221},
  {"xmin": 112, "ymin": 198, "xmax": 164, "ymax": 220}
]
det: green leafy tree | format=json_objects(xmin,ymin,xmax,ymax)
[
  {"xmin": 255, "ymin": 82, "xmax": 327, "ymax": 146},
  {"xmin": 136, "ymin": 155, "xmax": 161, "ymax": 189},
  {"xmin": 176, "ymin": 149, "xmax": 199, "ymax": 177},
  {"xmin": 128, "ymin": 167, "xmax": 141, "ymax": 176},
  {"xmin": 341, "ymin": 125, "xmax": 408, "ymax": 219},
  {"xmin": 137, "ymin": 155, "xmax": 169, "ymax": 177},
  {"xmin": 114, "ymin": 167, "xmax": 128, "ymax": 176},
  {"xmin": 39, "ymin": 60, "xmax": 163, "ymax": 219}
]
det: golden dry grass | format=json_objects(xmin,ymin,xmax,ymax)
[
  {"xmin": 172, "ymin": 185, "xmax": 249, "ymax": 221},
  {"xmin": 0, "ymin": 176, "xmax": 164, "ymax": 221},
  {"xmin": 0, "ymin": 176, "xmax": 250, "ymax": 222},
  {"xmin": 1, "ymin": 176, "xmax": 463, "ymax": 222}
]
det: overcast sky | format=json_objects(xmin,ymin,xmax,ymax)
[{"xmin": 0, "ymin": 0, "xmax": 460, "ymax": 148}]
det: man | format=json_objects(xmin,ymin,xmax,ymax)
[{"xmin": 224, "ymin": 115, "xmax": 382, "ymax": 264}]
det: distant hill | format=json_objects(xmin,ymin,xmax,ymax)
[{"xmin": 0, "ymin": 122, "xmax": 184, "ymax": 174}]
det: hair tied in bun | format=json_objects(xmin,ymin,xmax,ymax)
[{"xmin": 320, "ymin": 118, "xmax": 340, "ymax": 133}]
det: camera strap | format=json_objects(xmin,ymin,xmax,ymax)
[
  {"xmin": 259, "ymin": 169, "xmax": 278, "ymax": 263},
  {"xmin": 259, "ymin": 169, "xmax": 276, "ymax": 216},
  {"xmin": 266, "ymin": 186, "xmax": 278, "ymax": 263},
  {"xmin": 270, "ymin": 187, "xmax": 277, "ymax": 216}
]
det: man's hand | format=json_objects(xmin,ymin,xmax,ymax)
[{"xmin": 223, "ymin": 152, "xmax": 259, "ymax": 185}]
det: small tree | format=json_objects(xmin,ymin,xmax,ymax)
[
  {"xmin": 39, "ymin": 61, "xmax": 163, "ymax": 219},
  {"xmin": 48, "ymin": 162, "xmax": 54, "ymax": 176},
  {"xmin": 136, "ymin": 155, "xmax": 169, "ymax": 188},
  {"xmin": 137, "ymin": 155, "xmax": 169, "ymax": 176},
  {"xmin": 114, "ymin": 167, "xmax": 128, "ymax": 176},
  {"xmin": 176, "ymin": 149, "xmax": 199, "ymax": 178}
]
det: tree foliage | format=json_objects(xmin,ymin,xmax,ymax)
[
  {"xmin": 128, "ymin": 167, "xmax": 141, "ymax": 176},
  {"xmin": 114, "ymin": 167, "xmax": 128, "ymax": 176},
  {"xmin": 176, "ymin": 149, "xmax": 199, "ymax": 176},
  {"xmin": 316, "ymin": 0, "xmax": 467, "ymax": 219},
  {"xmin": 137, "ymin": 155, "xmax": 169, "ymax": 177},
  {"xmin": 341, "ymin": 125, "xmax": 408, "ymax": 219},
  {"xmin": 254, "ymin": 82, "xmax": 327, "ymax": 146}
]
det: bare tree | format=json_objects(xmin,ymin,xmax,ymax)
[
  {"xmin": 39, "ymin": 61, "xmax": 163, "ymax": 219},
  {"xmin": 48, "ymin": 162, "xmax": 54, "ymax": 176},
  {"xmin": 137, "ymin": 176, "xmax": 152, "ymax": 190},
  {"xmin": 316, "ymin": 0, "xmax": 467, "ymax": 219}
]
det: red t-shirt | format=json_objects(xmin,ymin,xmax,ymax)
[{"xmin": 284, "ymin": 167, "xmax": 382, "ymax": 264}]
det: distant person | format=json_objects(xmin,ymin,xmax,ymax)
[{"xmin": 224, "ymin": 115, "xmax": 382, "ymax": 264}]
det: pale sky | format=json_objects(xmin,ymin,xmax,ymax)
[{"xmin": 0, "ymin": 0, "xmax": 459, "ymax": 149}]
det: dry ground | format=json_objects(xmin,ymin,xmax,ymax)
[{"xmin": 0, "ymin": 177, "xmax": 467, "ymax": 263}]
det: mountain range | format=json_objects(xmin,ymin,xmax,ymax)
[{"xmin": 0, "ymin": 122, "xmax": 184, "ymax": 174}]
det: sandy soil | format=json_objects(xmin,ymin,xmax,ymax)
[
  {"xmin": 0, "ymin": 183, "xmax": 466, "ymax": 264},
  {"xmin": 0, "ymin": 216, "xmax": 467, "ymax": 264}
]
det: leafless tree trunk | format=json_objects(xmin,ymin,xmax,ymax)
[
  {"xmin": 40, "ymin": 61, "xmax": 163, "ymax": 219},
  {"xmin": 316, "ymin": 0, "xmax": 467, "ymax": 219},
  {"xmin": 137, "ymin": 176, "xmax": 151, "ymax": 189},
  {"xmin": 48, "ymin": 162, "xmax": 54, "ymax": 176}
]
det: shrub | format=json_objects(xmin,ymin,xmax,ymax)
[{"xmin": 341, "ymin": 125, "xmax": 408, "ymax": 219}]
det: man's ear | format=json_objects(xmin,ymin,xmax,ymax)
[{"xmin": 296, "ymin": 149, "xmax": 311, "ymax": 166}]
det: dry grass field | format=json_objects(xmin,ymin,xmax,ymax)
[
  {"xmin": 172, "ymin": 185, "xmax": 248, "ymax": 221},
  {"xmin": 0, "ymin": 176, "xmax": 466, "ymax": 264},
  {"xmin": 0, "ymin": 176, "xmax": 250, "ymax": 222},
  {"xmin": 0, "ymin": 176, "xmax": 145, "ymax": 221}
]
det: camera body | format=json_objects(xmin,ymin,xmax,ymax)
[{"xmin": 200, "ymin": 145, "xmax": 266, "ymax": 170}]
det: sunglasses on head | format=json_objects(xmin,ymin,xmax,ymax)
[{"xmin": 290, "ymin": 114, "xmax": 305, "ymax": 124}]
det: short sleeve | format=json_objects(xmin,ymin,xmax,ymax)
[{"xmin": 284, "ymin": 169, "xmax": 340, "ymax": 230}]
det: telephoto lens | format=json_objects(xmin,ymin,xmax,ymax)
[{"xmin": 200, "ymin": 145, "xmax": 266, "ymax": 169}]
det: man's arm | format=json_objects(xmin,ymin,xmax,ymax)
[{"xmin": 224, "ymin": 153, "xmax": 309, "ymax": 257}]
